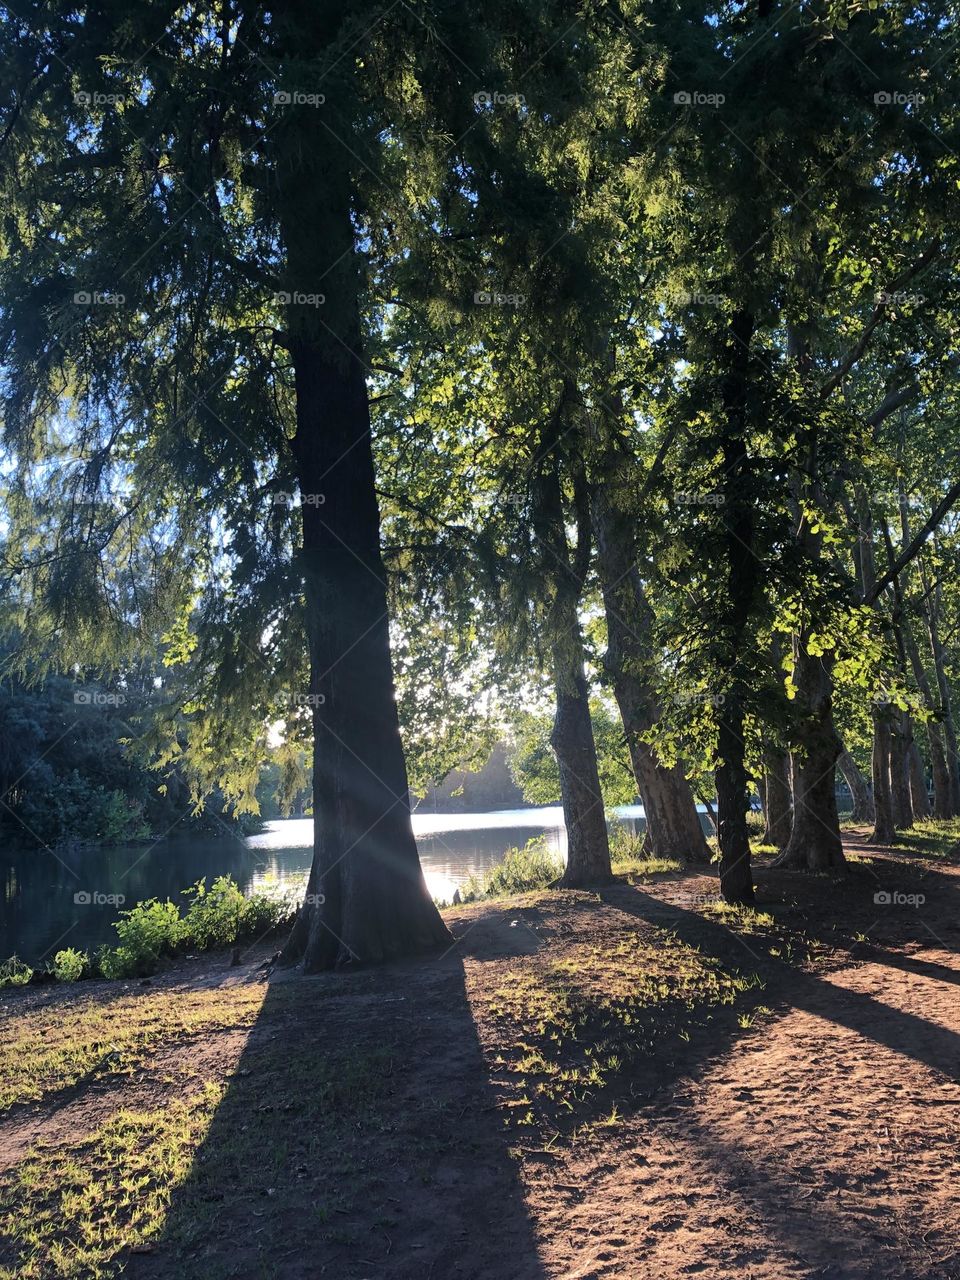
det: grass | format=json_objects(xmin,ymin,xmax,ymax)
[
  {"xmin": 0, "ymin": 974, "xmax": 396, "ymax": 1280},
  {"xmin": 476, "ymin": 925, "xmax": 762, "ymax": 1131},
  {"xmin": 893, "ymin": 817, "xmax": 960, "ymax": 860},
  {"xmin": 0, "ymin": 980, "xmax": 269, "ymax": 1112},
  {"xmin": 0, "ymin": 1087, "xmax": 223, "ymax": 1279},
  {"xmin": 452, "ymin": 829, "xmax": 686, "ymax": 907}
]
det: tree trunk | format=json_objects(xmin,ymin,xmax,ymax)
[
  {"xmin": 837, "ymin": 748, "xmax": 874, "ymax": 824},
  {"xmin": 926, "ymin": 586, "xmax": 960, "ymax": 815},
  {"xmin": 533, "ymin": 385, "xmax": 612, "ymax": 889},
  {"xmin": 773, "ymin": 643, "xmax": 845, "ymax": 870},
  {"xmin": 890, "ymin": 710, "xmax": 914, "ymax": 831},
  {"xmin": 275, "ymin": 98, "xmax": 450, "ymax": 966},
  {"xmin": 908, "ymin": 741, "xmax": 932, "ymax": 820},
  {"xmin": 869, "ymin": 710, "xmax": 896, "ymax": 844},
  {"xmin": 715, "ymin": 310, "xmax": 757, "ymax": 905},
  {"xmin": 551, "ymin": 635, "xmax": 614, "ymax": 888},
  {"xmin": 761, "ymin": 748, "xmax": 792, "ymax": 849},
  {"xmin": 901, "ymin": 611, "xmax": 952, "ymax": 818},
  {"xmin": 589, "ymin": 358, "xmax": 710, "ymax": 864}
]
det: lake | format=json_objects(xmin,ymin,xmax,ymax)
[{"xmin": 0, "ymin": 805, "xmax": 705, "ymax": 965}]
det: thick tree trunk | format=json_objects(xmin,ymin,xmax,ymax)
[
  {"xmin": 773, "ymin": 644, "xmax": 845, "ymax": 870},
  {"xmin": 717, "ymin": 700, "xmax": 755, "ymax": 903},
  {"xmin": 837, "ymin": 748, "xmax": 874, "ymax": 825},
  {"xmin": 869, "ymin": 711, "xmax": 896, "ymax": 844},
  {"xmin": 908, "ymin": 741, "xmax": 932, "ymax": 820},
  {"xmin": 761, "ymin": 748, "xmax": 792, "ymax": 849},
  {"xmin": 274, "ymin": 96, "xmax": 450, "ymax": 966},
  {"xmin": 890, "ymin": 711, "xmax": 914, "ymax": 831}
]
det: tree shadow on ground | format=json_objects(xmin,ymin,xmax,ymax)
[
  {"xmin": 605, "ymin": 880, "xmax": 960, "ymax": 1081},
  {"xmin": 124, "ymin": 944, "xmax": 547, "ymax": 1280}
]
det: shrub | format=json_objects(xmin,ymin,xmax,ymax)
[
  {"xmin": 179, "ymin": 876, "xmax": 247, "ymax": 949},
  {"xmin": 459, "ymin": 838, "xmax": 563, "ymax": 903},
  {"xmin": 52, "ymin": 948, "xmax": 89, "ymax": 982},
  {"xmin": 0, "ymin": 955, "xmax": 33, "ymax": 987},
  {"xmin": 93, "ymin": 877, "xmax": 292, "ymax": 980},
  {"xmin": 609, "ymin": 827, "xmax": 646, "ymax": 865}
]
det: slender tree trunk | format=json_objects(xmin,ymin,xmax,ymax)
[
  {"xmin": 715, "ymin": 310, "xmax": 757, "ymax": 905},
  {"xmin": 908, "ymin": 741, "xmax": 932, "ymax": 820},
  {"xmin": 773, "ymin": 644, "xmax": 845, "ymax": 870},
  {"xmin": 869, "ymin": 710, "xmax": 896, "ymax": 844},
  {"xmin": 589, "ymin": 357, "xmax": 710, "ymax": 863},
  {"xmin": 551, "ymin": 632, "xmax": 614, "ymax": 888},
  {"xmin": 902, "ymin": 617, "xmax": 953, "ymax": 818},
  {"xmin": 275, "ymin": 75, "xmax": 449, "ymax": 966},
  {"xmin": 837, "ymin": 748, "xmax": 874, "ymax": 824},
  {"xmin": 926, "ymin": 588, "xmax": 960, "ymax": 815},
  {"xmin": 534, "ymin": 386, "xmax": 612, "ymax": 888},
  {"xmin": 890, "ymin": 710, "xmax": 914, "ymax": 830},
  {"xmin": 762, "ymin": 748, "xmax": 792, "ymax": 849}
]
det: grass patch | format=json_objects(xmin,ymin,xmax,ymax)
[
  {"xmin": 0, "ymin": 1087, "xmax": 222, "ymax": 1280},
  {"xmin": 476, "ymin": 928, "xmax": 761, "ymax": 1131},
  {"xmin": 458, "ymin": 838, "xmax": 563, "ymax": 903},
  {"xmin": 0, "ymin": 981, "xmax": 268, "ymax": 1113},
  {"xmin": 608, "ymin": 829, "xmax": 683, "ymax": 878},
  {"xmin": 893, "ymin": 818, "xmax": 960, "ymax": 860}
]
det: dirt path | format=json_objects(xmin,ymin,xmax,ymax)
[{"xmin": 2, "ymin": 834, "xmax": 960, "ymax": 1280}]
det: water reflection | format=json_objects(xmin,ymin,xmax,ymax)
[{"xmin": 1, "ymin": 805, "xmax": 664, "ymax": 965}]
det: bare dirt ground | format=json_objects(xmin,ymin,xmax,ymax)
[{"xmin": 2, "ymin": 831, "xmax": 960, "ymax": 1280}]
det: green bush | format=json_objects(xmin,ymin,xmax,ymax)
[
  {"xmin": 459, "ymin": 838, "xmax": 563, "ymax": 903},
  {"xmin": 52, "ymin": 948, "xmax": 89, "ymax": 982},
  {"xmin": 609, "ymin": 827, "xmax": 646, "ymax": 865},
  {"xmin": 92, "ymin": 877, "xmax": 293, "ymax": 979},
  {"xmin": 0, "ymin": 955, "xmax": 33, "ymax": 987}
]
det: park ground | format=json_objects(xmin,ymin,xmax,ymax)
[{"xmin": 2, "ymin": 824, "xmax": 960, "ymax": 1280}]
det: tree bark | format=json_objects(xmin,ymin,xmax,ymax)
[
  {"xmin": 837, "ymin": 748, "xmax": 874, "ymax": 824},
  {"xmin": 551, "ymin": 634, "xmax": 615, "ymax": 888},
  {"xmin": 868, "ymin": 710, "xmax": 897, "ymax": 844},
  {"xmin": 902, "ymin": 615, "xmax": 953, "ymax": 818},
  {"xmin": 908, "ymin": 740, "xmax": 932, "ymax": 820},
  {"xmin": 925, "ymin": 576, "xmax": 960, "ymax": 815},
  {"xmin": 534, "ymin": 386, "xmax": 612, "ymax": 888},
  {"xmin": 761, "ymin": 747, "xmax": 792, "ymax": 849},
  {"xmin": 715, "ymin": 310, "xmax": 757, "ymax": 905},
  {"xmin": 589, "ymin": 353, "xmax": 710, "ymax": 864},
  {"xmin": 773, "ymin": 643, "xmax": 845, "ymax": 870},
  {"xmin": 889, "ymin": 710, "xmax": 914, "ymax": 830},
  {"xmin": 274, "ymin": 43, "xmax": 450, "ymax": 966}
]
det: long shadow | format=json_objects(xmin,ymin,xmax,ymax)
[
  {"xmin": 604, "ymin": 883, "xmax": 960, "ymax": 1082},
  {"xmin": 124, "ymin": 941, "xmax": 547, "ymax": 1280}
]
